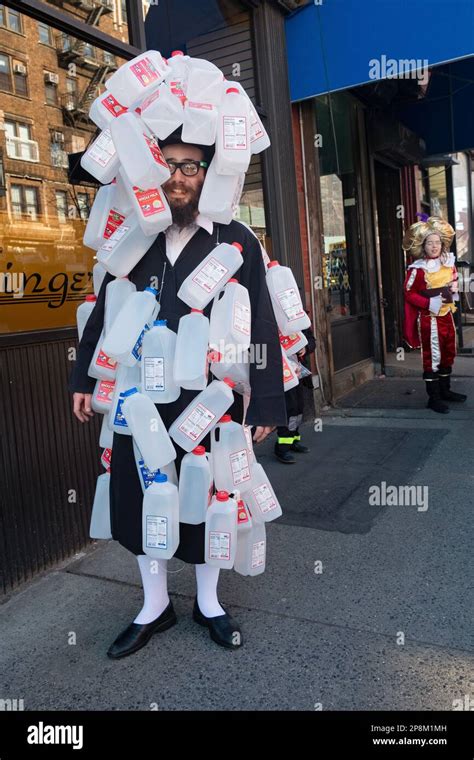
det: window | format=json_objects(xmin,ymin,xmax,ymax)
[
  {"xmin": 38, "ymin": 22, "xmax": 52, "ymax": 45},
  {"xmin": 55, "ymin": 190, "xmax": 68, "ymax": 223},
  {"xmin": 121, "ymin": 0, "xmax": 128, "ymax": 22},
  {"xmin": 0, "ymin": 5, "xmax": 22, "ymax": 33},
  {"xmin": 77, "ymin": 193, "xmax": 90, "ymax": 220},
  {"xmin": 0, "ymin": 53, "xmax": 28, "ymax": 95},
  {"xmin": 10, "ymin": 184, "xmax": 40, "ymax": 220},
  {"xmin": 5, "ymin": 120, "xmax": 39, "ymax": 162},
  {"xmin": 45, "ymin": 79, "xmax": 58, "ymax": 106},
  {"xmin": 66, "ymin": 77, "xmax": 77, "ymax": 94}
]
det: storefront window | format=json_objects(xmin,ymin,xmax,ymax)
[
  {"xmin": 315, "ymin": 92, "xmax": 369, "ymax": 322},
  {"xmin": 452, "ymin": 152, "xmax": 471, "ymax": 263},
  {"xmin": 428, "ymin": 166, "xmax": 448, "ymax": 220}
]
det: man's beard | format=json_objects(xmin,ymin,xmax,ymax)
[{"xmin": 165, "ymin": 182, "xmax": 203, "ymax": 229}]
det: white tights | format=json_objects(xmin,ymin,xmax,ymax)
[{"xmin": 133, "ymin": 556, "xmax": 225, "ymax": 624}]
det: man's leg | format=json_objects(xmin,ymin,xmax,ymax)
[
  {"xmin": 193, "ymin": 563, "xmax": 243, "ymax": 649},
  {"xmin": 274, "ymin": 425, "xmax": 296, "ymax": 463},
  {"xmin": 134, "ymin": 555, "xmax": 170, "ymax": 624},
  {"xmin": 438, "ymin": 313, "xmax": 467, "ymax": 402},
  {"xmin": 195, "ymin": 563, "xmax": 225, "ymax": 617},
  {"xmin": 420, "ymin": 315, "xmax": 449, "ymax": 414}
]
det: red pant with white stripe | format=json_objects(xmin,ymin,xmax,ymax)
[{"xmin": 419, "ymin": 312, "xmax": 456, "ymax": 377}]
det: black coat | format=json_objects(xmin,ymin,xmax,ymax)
[{"xmin": 69, "ymin": 220, "xmax": 287, "ymax": 563}]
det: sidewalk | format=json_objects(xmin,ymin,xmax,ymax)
[{"xmin": 1, "ymin": 378, "xmax": 473, "ymax": 711}]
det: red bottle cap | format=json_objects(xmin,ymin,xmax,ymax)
[
  {"xmin": 216, "ymin": 490, "xmax": 229, "ymax": 501},
  {"xmin": 223, "ymin": 377, "xmax": 236, "ymax": 388},
  {"xmin": 226, "ymin": 87, "xmax": 239, "ymax": 95},
  {"xmin": 190, "ymin": 308, "xmax": 203, "ymax": 313},
  {"xmin": 227, "ymin": 278, "xmax": 238, "ymax": 284},
  {"xmin": 267, "ymin": 260, "xmax": 279, "ymax": 268},
  {"xmin": 85, "ymin": 294, "xmax": 97, "ymax": 302},
  {"xmin": 219, "ymin": 414, "xmax": 232, "ymax": 423},
  {"xmin": 193, "ymin": 445, "xmax": 206, "ymax": 455},
  {"xmin": 232, "ymin": 242, "xmax": 243, "ymax": 252},
  {"xmin": 135, "ymin": 107, "xmax": 142, "ymax": 115},
  {"xmin": 171, "ymin": 50, "xmax": 184, "ymax": 57}
]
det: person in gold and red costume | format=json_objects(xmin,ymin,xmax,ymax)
[{"xmin": 403, "ymin": 216, "xmax": 467, "ymax": 414}]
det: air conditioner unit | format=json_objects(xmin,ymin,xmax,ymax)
[
  {"xmin": 45, "ymin": 72, "xmax": 59, "ymax": 85},
  {"xmin": 52, "ymin": 131, "xmax": 64, "ymax": 143},
  {"xmin": 13, "ymin": 63, "xmax": 27, "ymax": 76}
]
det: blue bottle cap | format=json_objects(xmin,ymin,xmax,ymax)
[
  {"xmin": 154, "ymin": 472, "xmax": 167, "ymax": 483},
  {"xmin": 145, "ymin": 286, "xmax": 158, "ymax": 296},
  {"xmin": 122, "ymin": 386, "xmax": 138, "ymax": 397},
  {"xmin": 154, "ymin": 319, "xmax": 167, "ymax": 326}
]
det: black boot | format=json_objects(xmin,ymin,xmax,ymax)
[
  {"xmin": 438, "ymin": 373, "xmax": 467, "ymax": 403},
  {"xmin": 291, "ymin": 440, "xmax": 310, "ymax": 453},
  {"xmin": 274, "ymin": 445, "xmax": 296, "ymax": 464},
  {"xmin": 425, "ymin": 380, "xmax": 449, "ymax": 414}
]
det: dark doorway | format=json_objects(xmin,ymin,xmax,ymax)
[{"xmin": 374, "ymin": 160, "xmax": 405, "ymax": 353}]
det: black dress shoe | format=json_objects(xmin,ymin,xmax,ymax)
[
  {"xmin": 274, "ymin": 448, "xmax": 296, "ymax": 464},
  {"xmin": 291, "ymin": 441, "xmax": 310, "ymax": 453},
  {"xmin": 107, "ymin": 600, "xmax": 177, "ymax": 659},
  {"xmin": 192, "ymin": 597, "xmax": 243, "ymax": 649}
]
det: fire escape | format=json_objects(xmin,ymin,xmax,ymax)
[{"xmin": 55, "ymin": 0, "xmax": 118, "ymax": 128}]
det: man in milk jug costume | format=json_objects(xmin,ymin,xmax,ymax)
[
  {"xmin": 402, "ymin": 216, "xmax": 467, "ymax": 414},
  {"xmin": 70, "ymin": 130, "xmax": 286, "ymax": 657}
]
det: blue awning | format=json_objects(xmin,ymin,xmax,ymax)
[{"xmin": 285, "ymin": 0, "xmax": 474, "ymax": 103}]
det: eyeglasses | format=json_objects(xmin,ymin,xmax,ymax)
[{"xmin": 166, "ymin": 160, "xmax": 208, "ymax": 177}]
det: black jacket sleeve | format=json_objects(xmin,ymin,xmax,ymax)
[
  {"xmin": 68, "ymin": 272, "xmax": 114, "ymax": 394},
  {"xmin": 302, "ymin": 326, "xmax": 316, "ymax": 356},
  {"xmin": 236, "ymin": 229, "xmax": 287, "ymax": 427}
]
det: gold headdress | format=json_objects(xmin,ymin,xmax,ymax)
[{"xmin": 402, "ymin": 216, "xmax": 455, "ymax": 259}]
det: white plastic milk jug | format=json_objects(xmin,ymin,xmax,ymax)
[
  {"xmin": 119, "ymin": 167, "xmax": 172, "ymax": 237},
  {"xmin": 91, "ymin": 378, "xmax": 116, "ymax": 414},
  {"xmin": 209, "ymin": 278, "xmax": 251, "ymax": 352},
  {"xmin": 105, "ymin": 50, "xmax": 170, "ymax": 107},
  {"xmin": 227, "ymin": 80, "xmax": 271, "ymax": 155},
  {"xmin": 165, "ymin": 50, "xmax": 190, "ymax": 103},
  {"xmin": 181, "ymin": 99, "xmax": 218, "ymax": 146},
  {"xmin": 97, "ymin": 213, "xmax": 157, "ymax": 278},
  {"xmin": 244, "ymin": 462, "xmax": 282, "ymax": 523},
  {"xmin": 133, "ymin": 440, "xmax": 178, "ymax": 493},
  {"xmin": 169, "ymin": 377, "xmax": 235, "ymax": 452},
  {"xmin": 204, "ymin": 491, "xmax": 238, "ymax": 569},
  {"xmin": 142, "ymin": 472, "xmax": 180, "ymax": 560},
  {"xmin": 89, "ymin": 470, "xmax": 112, "ymax": 540},
  {"xmin": 282, "ymin": 346, "xmax": 299, "ymax": 391},
  {"xmin": 76, "ymin": 294, "xmax": 96, "ymax": 341},
  {"xmin": 279, "ymin": 330, "xmax": 308, "ymax": 356},
  {"xmin": 121, "ymin": 387, "xmax": 176, "ymax": 471},
  {"xmin": 198, "ymin": 155, "xmax": 245, "ymax": 224},
  {"xmin": 111, "ymin": 111, "xmax": 171, "ymax": 190},
  {"xmin": 108, "ymin": 363, "xmax": 141, "ymax": 435},
  {"xmin": 179, "ymin": 445, "xmax": 212, "ymax": 525},
  {"xmin": 140, "ymin": 82, "xmax": 184, "ymax": 140},
  {"xmin": 88, "ymin": 277, "xmax": 136, "ymax": 380},
  {"xmin": 211, "ymin": 415, "xmax": 253, "ymax": 493},
  {"xmin": 177, "ymin": 242, "xmax": 243, "ymax": 310},
  {"xmin": 141, "ymin": 319, "xmax": 181, "ymax": 403},
  {"xmin": 266, "ymin": 260, "xmax": 311, "ymax": 333},
  {"xmin": 173, "ymin": 309, "xmax": 210, "ymax": 391},
  {"xmin": 80, "ymin": 128, "xmax": 120, "ymax": 185},
  {"xmin": 93, "ymin": 261, "xmax": 107, "ymax": 296},
  {"xmin": 234, "ymin": 500, "xmax": 266, "ymax": 576},
  {"xmin": 215, "ymin": 87, "xmax": 251, "ymax": 175},
  {"xmin": 209, "ymin": 352, "xmax": 250, "ymax": 395},
  {"xmin": 89, "ymin": 90, "xmax": 128, "ymax": 131},
  {"xmin": 83, "ymin": 182, "xmax": 130, "ymax": 251},
  {"xmin": 99, "ymin": 414, "xmax": 114, "ymax": 449},
  {"xmin": 185, "ymin": 64, "xmax": 223, "ymax": 106},
  {"xmin": 102, "ymin": 287, "xmax": 158, "ymax": 366}
]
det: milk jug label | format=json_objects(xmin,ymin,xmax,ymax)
[
  {"xmin": 230, "ymin": 448, "xmax": 250, "ymax": 485},
  {"xmin": 101, "ymin": 93, "xmax": 127, "ymax": 118},
  {"xmin": 144, "ymin": 357, "xmax": 164, "ymax": 391},
  {"xmin": 233, "ymin": 301, "xmax": 251, "ymax": 335},
  {"xmin": 138, "ymin": 459, "xmax": 158, "ymax": 489},
  {"xmin": 141, "ymin": 89, "xmax": 161, "ymax": 111},
  {"xmin": 279, "ymin": 332, "xmax": 301, "ymax": 352},
  {"xmin": 282, "ymin": 355, "xmax": 295, "ymax": 385},
  {"xmin": 103, "ymin": 209, "xmax": 126, "ymax": 239},
  {"xmin": 209, "ymin": 530, "xmax": 231, "ymax": 560},
  {"xmin": 89, "ymin": 131, "xmax": 116, "ymax": 167},
  {"xmin": 97, "ymin": 379, "xmax": 115, "ymax": 405},
  {"xmin": 178, "ymin": 402, "xmax": 216, "ymax": 441},
  {"xmin": 101, "ymin": 447, "xmax": 112, "ymax": 469},
  {"xmin": 130, "ymin": 57, "xmax": 160, "ymax": 87},
  {"xmin": 100, "ymin": 224, "xmax": 130, "ymax": 252},
  {"xmin": 146, "ymin": 515, "xmax": 167, "ymax": 549},
  {"xmin": 96, "ymin": 349, "xmax": 117, "ymax": 371},
  {"xmin": 188, "ymin": 101, "xmax": 214, "ymax": 111},
  {"xmin": 253, "ymin": 483, "xmax": 276, "ymax": 514},
  {"xmin": 250, "ymin": 107, "xmax": 264, "ymax": 141},
  {"xmin": 237, "ymin": 503, "xmax": 250, "ymax": 524},
  {"xmin": 114, "ymin": 394, "xmax": 128, "ymax": 427},
  {"xmin": 192, "ymin": 257, "xmax": 229, "ymax": 294},
  {"xmin": 132, "ymin": 186, "xmax": 166, "ymax": 217},
  {"xmin": 277, "ymin": 287, "xmax": 305, "ymax": 321},
  {"xmin": 132, "ymin": 325, "xmax": 148, "ymax": 360},
  {"xmin": 251, "ymin": 540, "xmax": 265, "ymax": 568},
  {"xmin": 144, "ymin": 135, "xmax": 169, "ymax": 168},
  {"xmin": 223, "ymin": 115, "xmax": 248, "ymax": 150}
]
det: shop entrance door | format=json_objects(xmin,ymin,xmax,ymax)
[{"xmin": 374, "ymin": 160, "xmax": 405, "ymax": 353}]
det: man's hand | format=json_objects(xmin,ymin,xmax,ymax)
[
  {"xmin": 297, "ymin": 348, "xmax": 306, "ymax": 359},
  {"xmin": 252, "ymin": 426, "xmax": 276, "ymax": 444},
  {"xmin": 73, "ymin": 393, "xmax": 94, "ymax": 423}
]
